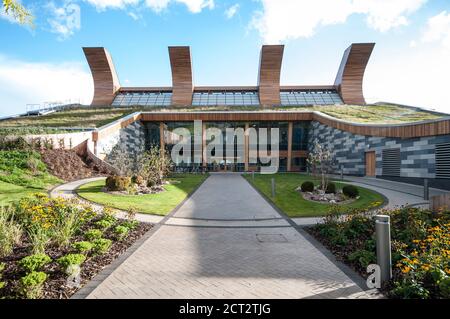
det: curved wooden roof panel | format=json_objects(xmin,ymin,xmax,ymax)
[
  {"xmin": 169, "ymin": 46, "xmax": 194, "ymax": 106},
  {"xmin": 83, "ymin": 47, "xmax": 121, "ymax": 106},
  {"xmin": 258, "ymin": 45, "xmax": 284, "ymax": 106},
  {"xmin": 334, "ymin": 43, "xmax": 375, "ymax": 105}
]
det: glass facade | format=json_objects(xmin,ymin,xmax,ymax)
[
  {"xmin": 112, "ymin": 92, "xmax": 172, "ymax": 107},
  {"xmin": 112, "ymin": 89, "xmax": 343, "ymax": 107},
  {"xmin": 280, "ymin": 90, "xmax": 343, "ymax": 105},
  {"xmin": 192, "ymin": 91, "xmax": 260, "ymax": 106},
  {"xmin": 144, "ymin": 121, "xmax": 309, "ymax": 172},
  {"xmin": 292, "ymin": 122, "xmax": 310, "ymax": 151}
]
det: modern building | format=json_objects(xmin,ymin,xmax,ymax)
[{"xmin": 83, "ymin": 43, "xmax": 450, "ymax": 188}]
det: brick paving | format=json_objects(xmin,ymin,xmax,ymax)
[{"xmin": 84, "ymin": 174, "xmax": 380, "ymax": 299}]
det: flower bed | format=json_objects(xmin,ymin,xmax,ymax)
[
  {"xmin": 307, "ymin": 206, "xmax": 450, "ymax": 299},
  {"xmin": 0, "ymin": 194, "xmax": 152, "ymax": 299}
]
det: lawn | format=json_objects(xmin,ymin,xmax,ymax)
[
  {"xmin": 0, "ymin": 181, "xmax": 43, "ymax": 206},
  {"xmin": 243, "ymin": 173, "xmax": 385, "ymax": 217},
  {"xmin": 76, "ymin": 174, "xmax": 209, "ymax": 215},
  {"xmin": 0, "ymin": 150, "xmax": 61, "ymax": 206}
]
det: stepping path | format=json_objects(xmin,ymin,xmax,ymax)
[{"xmin": 70, "ymin": 174, "xmax": 381, "ymax": 299}]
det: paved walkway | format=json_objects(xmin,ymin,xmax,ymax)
[{"xmin": 78, "ymin": 174, "xmax": 380, "ymax": 299}]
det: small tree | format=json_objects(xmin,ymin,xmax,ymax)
[
  {"xmin": 307, "ymin": 142, "xmax": 334, "ymax": 193},
  {"xmin": 139, "ymin": 145, "xmax": 172, "ymax": 186}
]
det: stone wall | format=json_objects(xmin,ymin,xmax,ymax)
[
  {"xmin": 308, "ymin": 121, "xmax": 450, "ymax": 178},
  {"xmin": 96, "ymin": 120, "xmax": 146, "ymax": 161}
]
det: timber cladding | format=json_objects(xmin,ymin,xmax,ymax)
[
  {"xmin": 93, "ymin": 111, "xmax": 450, "ymax": 142},
  {"xmin": 334, "ymin": 43, "xmax": 375, "ymax": 105},
  {"xmin": 83, "ymin": 47, "xmax": 121, "ymax": 106},
  {"xmin": 169, "ymin": 46, "xmax": 194, "ymax": 106},
  {"xmin": 258, "ymin": 45, "xmax": 284, "ymax": 106}
]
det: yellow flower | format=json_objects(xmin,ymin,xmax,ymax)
[
  {"xmin": 421, "ymin": 264, "xmax": 431, "ymax": 271},
  {"xmin": 401, "ymin": 266, "xmax": 411, "ymax": 274}
]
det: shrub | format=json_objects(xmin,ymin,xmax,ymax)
[
  {"xmin": 122, "ymin": 220, "xmax": 139, "ymax": 231},
  {"xmin": 19, "ymin": 271, "xmax": 47, "ymax": 299},
  {"xmin": 325, "ymin": 182, "xmax": 336, "ymax": 194},
  {"xmin": 391, "ymin": 279, "xmax": 430, "ymax": 299},
  {"xmin": 114, "ymin": 225, "xmax": 129, "ymax": 240},
  {"xmin": 300, "ymin": 181, "xmax": 314, "ymax": 192},
  {"xmin": 72, "ymin": 241, "xmax": 94, "ymax": 254},
  {"xmin": 95, "ymin": 219, "xmax": 115, "ymax": 230},
  {"xmin": 92, "ymin": 238, "xmax": 112, "ymax": 255},
  {"xmin": 84, "ymin": 229, "xmax": 103, "ymax": 241},
  {"xmin": 343, "ymin": 185, "xmax": 359, "ymax": 198},
  {"xmin": 27, "ymin": 226, "xmax": 50, "ymax": 255},
  {"xmin": 19, "ymin": 253, "xmax": 52, "ymax": 273},
  {"xmin": 131, "ymin": 175, "xmax": 146, "ymax": 186},
  {"xmin": 105, "ymin": 176, "xmax": 131, "ymax": 192},
  {"xmin": 348, "ymin": 249, "xmax": 376, "ymax": 269},
  {"xmin": 0, "ymin": 208, "xmax": 23, "ymax": 258},
  {"xmin": 53, "ymin": 213, "xmax": 81, "ymax": 249},
  {"xmin": 57, "ymin": 254, "xmax": 86, "ymax": 272}
]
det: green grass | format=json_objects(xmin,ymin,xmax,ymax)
[
  {"xmin": 0, "ymin": 104, "xmax": 443, "ymax": 133},
  {"xmin": 0, "ymin": 151, "xmax": 61, "ymax": 206},
  {"xmin": 0, "ymin": 107, "xmax": 138, "ymax": 130},
  {"xmin": 243, "ymin": 173, "xmax": 385, "ymax": 217},
  {"xmin": 77, "ymin": 174, "xmax": 209, "ymax": 215},
  {"xmin": 0, "ymin": 181, "xmax": 42, "ymax": 206}
]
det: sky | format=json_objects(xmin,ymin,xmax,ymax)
[{"xmin": 0, "ymin": 0, "xmax": 450, "ymax": 117}]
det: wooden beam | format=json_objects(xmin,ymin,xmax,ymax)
[
  {"xmin": 287, "ymin": 122, "xmax": 293, "ymax": 172},
  {"xmin": 334, "ymin": 43, "xmax": 375, "ymax": 105},
  {"xmin": 244, "ymin": 123, "xmax": 249, "ymax": 171},
  {"xmin": 169, "ymin": 46, "xmax": 193, "ymax": 106},
  {"xmin": 83, "ymin": 47, "xmax": 120, "ymax": 106},
  {"xmin": 258, "ymin": 45, "xmax": 284, "ymax": 106}
]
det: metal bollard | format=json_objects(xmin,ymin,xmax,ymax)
[
  {"xmin": 424, "ymin": 178, "xmax": 429, "ymax": 200},
  {"xmin": 271, "ymin": 178, "xmax": 276, "ymax": 197},
  {"xmin": 375, "ymin": 215, "xmax": 392, "ymax": 284},
  {"xmin": 252, "ymin": 171, "xmax": 255, "ymax": 181}
]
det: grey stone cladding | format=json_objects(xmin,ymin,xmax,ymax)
[
  {"xmin": 308, "ymin": 121, "xmax": 450, "ymax": 178},
  {"xmin": 97, "ymin": 120, "xmax": 146, "ymax": 160}
]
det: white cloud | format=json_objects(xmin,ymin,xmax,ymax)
[
  {"xmin": 172, "ymin": 0, "xmax": 214, "ymax": 13},
  {"xmin": 364, "ymin": 46, "xmax": 450, "ymax": 114},
  {"xmin": 145, "ymin": 0, "xmax": 170, "ymax": 12},
  {"xmin": 0, "ymin": 56, "xmax": 93, "ymax": 117},
  {"xmin": 420, "ymin": 11, "xmax": 450, "ymax": 49},
  {"xmin": 251, "ymin": 0, "xmax": 427, "ymax": 43},
  {"xmin": 225, "ymin": 3, "xmax": 239, "ymax": 19},
  {"xmin": 84, "ymin": 0, "xmax": 140, "ymax": 11},
  {"xmin": 46, "ymin": 1, "xmax": 81, "ymax": 40},
  {"xmin": 85, "ymin": 0, "xmax": 214, "ymax": 13}
]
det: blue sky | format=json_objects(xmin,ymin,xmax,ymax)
[{"xmin": 0, "ymin": 0, "xmax": 450, "ymax": 116}]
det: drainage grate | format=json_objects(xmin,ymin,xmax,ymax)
[
  {"xmin": 256, "ymin": 234, "xmax": 288, "ymax": 243},
  {"xmin": 382, "ymin": 148, "xmax": 401, "ymax": 177},
  {"xmin": 436, "ymin": 142, "xmax": 450, "ymax": 179}
]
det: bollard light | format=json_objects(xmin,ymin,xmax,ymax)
[{"xmin": 375, "ymin": 215, "xmax": 392, "ymax": 285}]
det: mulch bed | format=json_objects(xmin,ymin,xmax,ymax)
[
  {"xmin": 0, "ymin": 219, "xmax": 153, "ymax": 299},
  {"xmin": 40, "ymin": 149, "xmax": 113, "ymax": 182}
]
